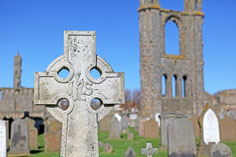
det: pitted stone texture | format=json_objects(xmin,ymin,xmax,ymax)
[
  {"xmin": 167, "ymin": 119, "xmax": 196, "ymax": 157},
  {"xmin": 0, "ymin": 120, "xmax": 7, "ymax": 157},
  {"xmin": 9, "ymin": 119, "xmax": 29, "ymax": 155},
  {"xmin": 210, "ymin": 143, "xmax": 232, "ymax": 157},
  {"xmin": 34, "ymin": 31, "xmax": 125, "ymax": 157}
]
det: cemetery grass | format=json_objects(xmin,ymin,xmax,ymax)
[{"xmin": 29, "ymin": 129, "xmax": 236, "ymax": 157}]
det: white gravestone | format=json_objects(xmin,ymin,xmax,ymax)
[
  {"xmin": 114, "ymin": 113, "xmax": 121, "ymax": 122},
  {"xmin": 34, "ymin": 31, "xmax": 125, "ymax": 157},
  {"xmin": 203, "ymin": 109, "xmax": 220, "ymax": 145},
  {"xmin": 155, "ymin": 113, "xmax": 160, "ymax": 128},
  {"xmin": 141, "ymin": 143, "xmax": 158, "ymax": 157},
  {"xmin": 0, "ymin": 120, "xmax": 7, "ymax": 157}
]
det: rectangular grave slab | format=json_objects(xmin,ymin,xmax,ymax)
[
  {"xmin": 144, "ymin": 120, "xmax": 159, "ymax": 138},
  {"xmin": 160, "ymin": 112, "xmax": 186, "ymax": 148},
  {"xmin": 167, "ymin": 118, "xmax": 196, "ymax": 157},
  {"xmin": 220, "ymin": 117, "xmax": 236, "ymax": 141},
  {"xmin": 34, "ymin": 31, "xmax": 125, "ymax": 157},
  {"xmin": 0, "ymin": 120, "xmax": 7, "ymax": 157},
  {"xmin": 109, "ymin": 116, "xmax": 121, "ymax": 139},
  {"xmin": 8, "ymin": 119, "xmax": 30, "ymax": 155}
]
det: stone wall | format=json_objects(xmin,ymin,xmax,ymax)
[{"xmin": 138, "ymin": 0, "xmax": 205, "ymax": 116}]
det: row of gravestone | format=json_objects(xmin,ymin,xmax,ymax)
[
  {"xmin": 99, "ymin": 113, "xmax": 159, "ymax": 139},
  {"xmin": 0, "ymin": 118, "xmax": 38, "ymax": 156}
]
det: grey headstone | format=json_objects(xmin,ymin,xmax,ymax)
[
  {"xmin": 125, "ymin": 147, "xmax": 136, "ymax": 157},
  {"xmin": 210, "ymin": 143, "xmax": 232, "ymax": 157},
  {"xmin": 160, "ymin": 112, "xmax": 186, "ymax": 148},
  {"xmin": 167, "ymin": 118, "xmax": 196, "ymax": 157},
  {"xmin": 9, "ymin": 119, "xmax": 30, "ymax": 154},
  {"xmin": 141, "ymin": 143, "xmax": 158, "ymax": 157},
  {"xmin": 121, "ymin": 115, "xmax": 128, "ymax": 130},
  {"xmin": 0, "ymin": 120, "xmax": 7, "ymax": 157},
  {"xmin": 109, "ymin": 116, "xmax": 121, "ymax": 139},
  {"xmin": 34, "ymin": 31, "xmax": 125, "ymax": 157}
]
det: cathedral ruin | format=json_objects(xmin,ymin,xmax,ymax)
[{"xmin": 139, "ymin": 0, "xmax": 205, "ymax": 116}]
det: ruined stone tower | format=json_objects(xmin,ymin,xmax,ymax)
[
  {"xmin": 139, "ymin": 0, "xmax": 205, "ymax": 116},
  {"xmin": 14, "ymin": 52, "xmax": 22, "ymax": 88}
]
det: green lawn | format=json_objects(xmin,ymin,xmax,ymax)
[{"xmin": 29, "ymin": 128, "xmax": 236, "ymax": 157}]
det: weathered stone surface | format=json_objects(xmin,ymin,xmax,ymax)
[
  {"xmin": 99, "ymin": 116, "xmax": 111, "ymax": 132},
  {"xmin": 0, "ymin": 120, "xmax": 7, "ymax": 157},
  {"xmin": 139, "ymin": 0, "xmax": 205, "ymax": 116},
  {"xmin": 44, "ymin": 118, "xmax": 62, "ymax": 153},
  {"xmin": 167, "ymin": 119, "xmax": 196, "ymax": 157},
  {"xmin": 220, "ymin": 117, "xmax": 236, "ymax": 141},
  {"xmin": 9, "ymin": 119, "xmax": 29, "ymax": 155},
  {"xmin": 138, "ymin": 119, "xmax": 146, "ymax": 136},
  {"xmin": 210, "ymin": 143, "xmax": 232, "ymax": 157},
  {"xmin": 103, "ymin": 143, "xmax": 113, "ymax": 153},
  {"xmin": 160, "ymin": 112, "xmax": 186, "ymax": 148},
  {"xmin": 121, "ymin": 115, "xmax": 128, "ymax": 130},
  {"xmin": 141, "ymin": 143, "xmax": 158, "ymax": 157},
  {"xmin": 144, "ymin": 120, "xmax": 159, "ymax": 138},
  {"xmin": 34, "ymin": 31, "xmax": 125, "ymax": 157},
  {"xmin": 203, "ymin": 109, "xmax": 220, "ymax": 144},
  {"xmin": 109, "ymin": 116, "xmax": 121, "ymax": 139},
  {"xmin": 190, "ymin": 116, "xmax": 200, "ymax": 137},
  {"xmin": 0, "ymin": 53, "xmax": 46, "ymax": 119},
  {"xmin": 125, "ymin": 147, "xmax": 136, "ymax": 157},
  {"xmin": 26, "ymin": 118, "xmax": 38, "ymax": 150}
]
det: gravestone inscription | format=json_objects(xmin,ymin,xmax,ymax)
[
  {"xmin": 0, "ymin": 120, "xmax": 7, "ymax": 157},
  {"xmin": 9, "ymin": 119, "xmax": 30, "ymax": 155},
  {"xmin": 34, "ymin": 31, "xmax": 124, "ymax": 157}
]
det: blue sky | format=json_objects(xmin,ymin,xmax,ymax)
[{"xmin": 0, "ymin": 0, "xmax": 235, "ymax": 95}]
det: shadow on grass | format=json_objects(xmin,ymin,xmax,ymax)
[{"xmin": 30, "ymin": 150, "xmax": 43, "ymax": 154}]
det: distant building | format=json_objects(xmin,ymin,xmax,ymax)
[
  {"xmin": 0, "ymin": 52, "xmax": 46, "ymax": 119},
  {"xmin": 139, "ymin": 0, "xmax": 205, "ymax": 116}
]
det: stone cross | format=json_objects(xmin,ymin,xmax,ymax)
[
  {"xmin": 141, "ymin": 143, "xmax": 158, "ymax": 157},
  {"xmin": 34, "ymin": 31, "xmax": 125, "ymax": 157}
]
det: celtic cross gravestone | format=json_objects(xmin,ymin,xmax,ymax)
[{"xmin": 34, "ymin": 31, "xmax": 125, "ymax": 157}]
